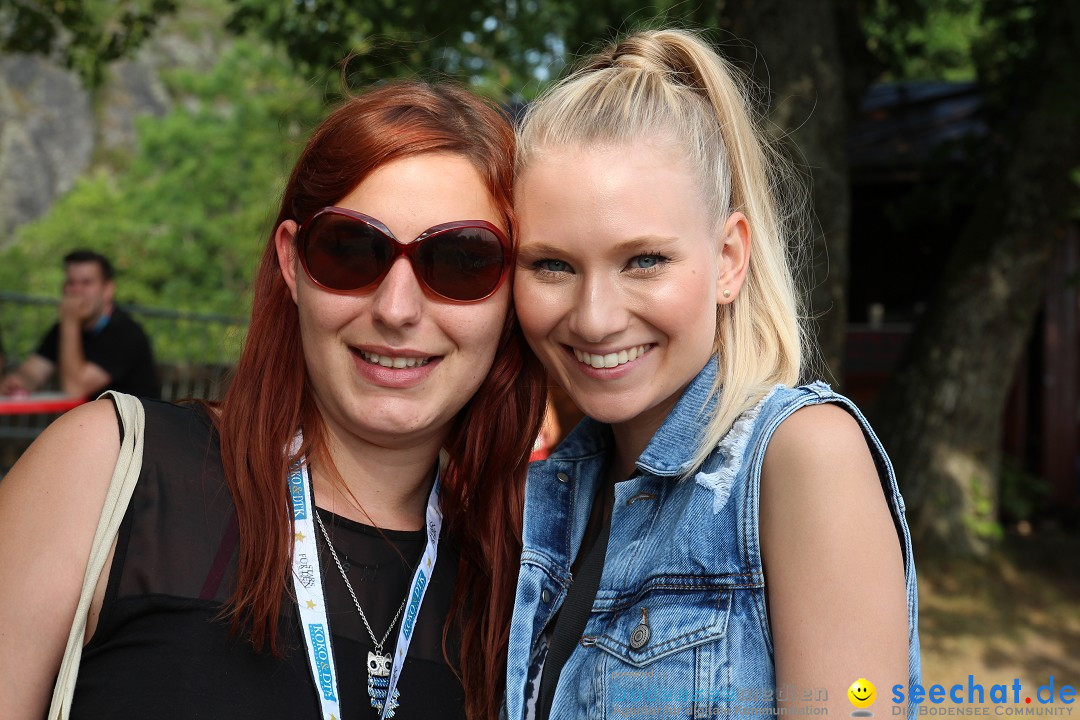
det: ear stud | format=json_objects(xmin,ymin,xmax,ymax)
[{"xmin": 723, "ymin": 289, "xmax": 731, "ymax": 299}]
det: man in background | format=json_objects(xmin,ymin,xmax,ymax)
[{"xmin": 0, "ymin": 250, "xmax": 159, "ymax": 399}]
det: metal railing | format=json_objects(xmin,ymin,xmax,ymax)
[
  {"xmin": 0, "ymin": 292, "xmax": 248, "ymax": 466},
  {"xmin": 0, "ymin": 291, "xmax": 247, "ymax": 369}
]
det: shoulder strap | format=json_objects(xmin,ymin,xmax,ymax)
[
  {"xmin": 534, "ymin": 483, "xmax": 614, "ymax": 720},
  {"xmin": 48, "ymin": 391, "xmax": 146, "ymax": 720}
]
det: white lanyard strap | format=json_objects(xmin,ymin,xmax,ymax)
[
  {"xmin": 288, "ymin": 433, "xmax": 444, "ymax": 720},
  {"xmin": 290, "ymin": 440, "xmax": 341, "ymax": 720}
]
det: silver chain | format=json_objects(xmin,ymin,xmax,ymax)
[{"xmin": 314, "ymin": 510, "xmax": 408, "ymax": 655}]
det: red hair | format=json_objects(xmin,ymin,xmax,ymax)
[{"xmin": 216, "ymin": 81, "xmax": 545, "ymax": 720}]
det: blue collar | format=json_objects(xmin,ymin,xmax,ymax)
[
  {"xmin": 89, "ymin": 311, "xmax": 112, "ymax": 336},
  {"xmin": 546, "ymin": 357, "xmax": 719, "ymax": 477},
  {"xmin": 635, "ymin": 358, "xmax": 718, "ymax": 476}
]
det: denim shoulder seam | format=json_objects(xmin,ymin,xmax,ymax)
[{"xmin": 693, "ymin": 384, "xmax": 785, "ymax": 514}]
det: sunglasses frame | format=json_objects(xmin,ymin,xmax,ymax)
[{"xmin": 295, "ymin": 206, "xmax": 512, "ymax": 303}]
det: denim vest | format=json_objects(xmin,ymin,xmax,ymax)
[{"xmin": 505, "ymin": 360, "xmax": 921, "ymax": 719}]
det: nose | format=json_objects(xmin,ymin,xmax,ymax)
[
  {"xmin": 568, "ymin": 273, "xmax": 630, "ymax": 344},
  {"xmin": 369, "ymin": 257, "xmax": 424, "ymax": 328}
]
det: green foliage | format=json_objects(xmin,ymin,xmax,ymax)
[
  {"xmin": 223, "ymin": 0, "xmax": 676, "ymax": 101},
  {"xmin": 999, "ymin": 455, "xmax": 1051, "ymax": 524},
  {"xmin": 964, "ymin": 471, "xmax": 1005, "ymax": 541},
  {"xmin": 969, "ymin": 0, "xmax": 1040, "ymax": 111},
  {"xmin": 221, "ymin": 0, "xmax": 1004, "ymax": 102},
  {"xmin": 0, "ymin": 39, "xmax": 324, "ymax": 323},
  {"xmin": 0, "ymin": 0, "xmax": 178, "ymax": 87},
  {"xmin": 861, "ymin": 0, "xmax": 984, "ymax": 81},
  {"xmin": 861, "ymin": 0, "xmax": 1043, "ymax": 90}
]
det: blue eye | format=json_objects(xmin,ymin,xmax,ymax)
[
  {"xmin": 629, "ymin": 254, "xmax": 665, "ymax": 270},
  {"xmin": 535, "ymin": 259, "xmax": 571, "ymax": 273}
]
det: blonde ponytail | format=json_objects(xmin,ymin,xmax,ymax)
[{"xmin": 517, "ymin": 28, "xmax": 808, "ymax": 470}]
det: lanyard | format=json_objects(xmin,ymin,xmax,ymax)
[{"xmin": 288, "ymin": 433, "xmax": 443, "ymax": 720}]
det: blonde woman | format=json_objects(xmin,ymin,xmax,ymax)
[{"xmin": 505, "ymin": 29, "xmax": 920, "ymax": 719}]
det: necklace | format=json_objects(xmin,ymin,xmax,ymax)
[
  {"xmin": 289, "ymin": 437, "xmax": 445, "ymax": 720},
  {"xmin": 315, "ymin": 510, "xmax": 406, "ymax": 717}
]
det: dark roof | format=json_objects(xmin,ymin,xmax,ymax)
[{"xmin": 849, "ymin": 82, "xmax": 986, "ymax": 180}]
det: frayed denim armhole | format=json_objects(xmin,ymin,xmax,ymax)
[{"xmin": 695, "ymin": 385, "xmax": 785, "ymax": 514}]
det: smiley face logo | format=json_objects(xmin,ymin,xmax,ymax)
[{"xmin": 848, "ymin": 678, "xmax": 876, "ymax": 709}]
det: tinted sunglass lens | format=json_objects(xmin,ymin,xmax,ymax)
[
  {"xmin": 417, "ymin": 228, "xmax": 506, "ymax": 301},
  {"xmin": 303, "ymin": 214, "xmax": 390, "ymax": 291}
]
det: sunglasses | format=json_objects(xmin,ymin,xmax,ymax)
[{"xmin": 296, "ymin": 206, "xmax": 511, "ymax": 302}]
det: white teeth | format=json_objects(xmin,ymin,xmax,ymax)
[
  {"xmin": 359, "ymin": 350, "xmax": 430, "ymax": 369},
  {"xmin": 573, "ymin": 345, "xmax": 650, "ymax": 369}
]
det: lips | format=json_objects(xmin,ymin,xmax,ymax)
[
  {"xmin": 572, "ymin": 344, "xmax": 652, "ymax": 369},
  {"xmin": 349, "ymin": 346, "xmax": 440, "ymax": 389}
]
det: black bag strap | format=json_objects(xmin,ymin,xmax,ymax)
[{"xmin": 535, "ymin": 484, "xmax": 614, "ymax": 720}]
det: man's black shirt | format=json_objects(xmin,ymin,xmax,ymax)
[{"xmin": 37, "ymin": 307, "xmax": 159, "ymax": 399}]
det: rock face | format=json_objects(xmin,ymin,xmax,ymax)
[
  {"xmin": 0, "ymin": 45, "xmax": 177, "ymax": 251},
  {"xmin": 0, "ymin": 0, "xmax": 231, "ymax": 251},
  {"xmin": 99, "ymin": 56, "xmax": 172, "ymax": 151},
  {"xmin": 0, "ymin": 55, "xmax": 93, "ymax": 248}
]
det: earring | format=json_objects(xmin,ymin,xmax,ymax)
[{"xmin": 722, "ymin": 289, "xmax": 731, "ymax": 299}]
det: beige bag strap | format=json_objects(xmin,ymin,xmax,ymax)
[{"xmin": 48, "ymin": 391, "xmax": 146, "ymax": 720}]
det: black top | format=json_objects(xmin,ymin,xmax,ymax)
[
  {"xmin": 36, "ymin": 307, "xmax": 159, "ymax": 398},
  {"xmin": 535, "ymin": 481, "xmax": 614, "ymax": 720},
  {"xmin": 71, "ymin": 400, "xmax": 465, "ymax": 720}
]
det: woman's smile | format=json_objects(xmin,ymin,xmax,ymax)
[
  {"xmin": 350, "ymin": 345, "xmax": 442, "ymax": 389},
  {"xmin": 570, "ymin": 343, "xmax": 654, "ymax": 370}
]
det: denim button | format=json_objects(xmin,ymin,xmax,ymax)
[
  {"xmin": 556, "ymin": 472, "xmax": 570, "ymax": 483},
  {"xmin": 541, "ymin": 589, "xmax": 552, "ymax": 603},
  {"xmin": 629, "ymin": 607, "xmax": 651, "ymax": 649}
]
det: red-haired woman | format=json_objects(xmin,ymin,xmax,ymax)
[{"xmin": 0, "ymin": 81, "xmax": 545, "ymax": 720}]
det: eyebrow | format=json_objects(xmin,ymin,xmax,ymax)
[
  {"xmin": 611, "ymin": 236, "xmax": 680, "ymax": 252},
  {"xmin": 518, "ymin": 236, "xmax": 680, "ymax": 257}
]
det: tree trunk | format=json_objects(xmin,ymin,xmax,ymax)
[
  {"xmin": 723, "ymin": 0, "xmax": 863, "ymax": 382},
  {"xmin": 873, "ymin": 2, "xmax": 1080, "ymax": 556}
]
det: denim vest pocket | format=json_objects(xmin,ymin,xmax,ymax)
[
  {"xmin": 587, "ymin": 582, "xmax": 734, "ymax": 717},
  {"xmin": 592, "ymin": 583, "xmax": 733, "ymax": 667}
]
